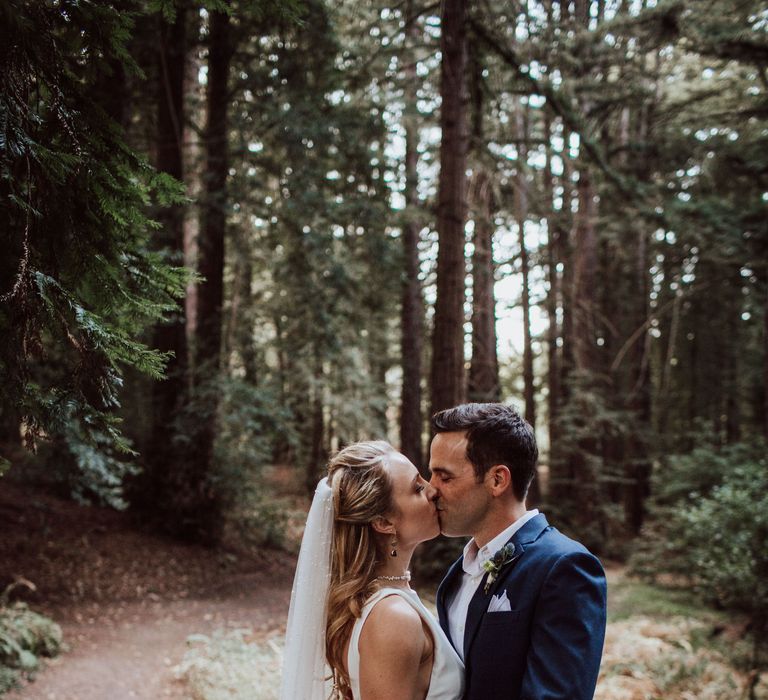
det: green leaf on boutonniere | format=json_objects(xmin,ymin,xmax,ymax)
[{"xmin": 482, "ymin": 542, "xmax": 518, "ymax": 594}]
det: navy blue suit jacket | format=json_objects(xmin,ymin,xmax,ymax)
[{"xmin": 436, "ymin": 514, "xmax": 607, "ymax": 700}]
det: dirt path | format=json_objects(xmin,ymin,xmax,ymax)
[
  {"xmin": 0, "ymin": 482, "xmax": 297, "ymax": 700},
  {"xmin": 7, "ymin": 580, "xmax": 291, "ymax": 700}
]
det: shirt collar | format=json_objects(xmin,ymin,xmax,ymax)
[{"xmin": 461, "ymin": 509, "xmax": 539, "ymax": 577}]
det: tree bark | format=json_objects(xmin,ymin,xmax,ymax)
[
  {"xmin": 621, "ymin": 99, "xmax": 653, "ymax": 534},
  {"xmin": 226, "ymin": 235, "xmax": 258, "ymax": 382},
  {"xmin": 543, "ymin": 111, "xmax": 561, "ymax": 472},
  {"xmin": 764, "ymin": 295, "xmax": 768, "ymax": 440},
  {"xmin": 559, "ymin": 129, "xmax": 575, "ymax": 397},
  {"xmin": 623, "ymin": 225, "xmax": 652, "ymax": 533},
  {"xmin": 307, "ymin": 354, "xmax": 326, "ymax": 493},
  {"xmin": 723, "ymin": 264, "xmax": 742, "ymax": 443},
  {"xmin": 183, "ymin": 36, "xmax": 204, "ymax": 350},
  {"xmin": 466, "ymin": 42, "xmax": 499, "ymax": 404},
  {"xmin": 548, "ymin": 125, "xmax": 575, "ymax": 509},
  {"xmin": 431, "ymin": 0, "xmax": 469, "ymax": 417},
  {"xmin": 571, "ymin": 169, "xmax": 598, "ymax": 373},
  {"xmin": 514, "ymin": 98, "xmax": 535, "ymax": 428},
  {"xmin": 400, "ymin": 0, "xmax": 424, "ymax": 470},
  {"xmin": 196, "ymin": 7, "xmax": 232, "ymax": 376},
  {"xmin": 163, "ymin": 6, "xmax": 231, "ymax": 538},
  {"xmin": 142, "ymin": 4, "xmax": 189, "ymax": 521},
  {"xmin": 468, "ymin": 171, "xmax": 499, "ymax": 402}
]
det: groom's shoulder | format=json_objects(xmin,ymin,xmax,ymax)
[{"xmin": 533, "ymin": 521, "xmax": 602, "ymax": 566}]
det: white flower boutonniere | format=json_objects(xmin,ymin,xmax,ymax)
[{"xmin": 482, "ymin": 542, "xmax": 518, "ymax": 594}]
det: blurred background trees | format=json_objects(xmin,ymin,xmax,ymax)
[{"xmin": 1, "ymin": 0, "xmax": 766, "ymax": 666}]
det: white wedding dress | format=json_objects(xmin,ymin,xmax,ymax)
[{"xmin": 347, "ymin": 587, "xmax": 465, "ymax": 700}]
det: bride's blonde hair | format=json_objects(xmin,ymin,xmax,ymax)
[{"xmin": 325, "ymin": 440, "xmax": 397, "ymax": 699}]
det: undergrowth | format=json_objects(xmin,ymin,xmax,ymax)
[
  {"xmin": 0, "ymin": 597, "xmax": 63, "ymax": 695},
  {"xmin": 174, "ymin": 629, "xmax": 282, "ymax": 700}
]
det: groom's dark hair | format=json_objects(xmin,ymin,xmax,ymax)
[{"xmin": 432, "ymin": 403, "xmax": 538, "ymax": 501}]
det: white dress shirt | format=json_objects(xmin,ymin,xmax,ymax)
[{"xmin": 447, "ymin": 510, "xmax": 539, "ymax": 661}]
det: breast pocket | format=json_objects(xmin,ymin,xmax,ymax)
[{"xmin": 482, "ymin": 609, "xmax": 524, "ymax": 626}]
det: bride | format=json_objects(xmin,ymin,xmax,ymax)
[{"xmin": 280, "ymin": 440, "xmax": 464, "ymax": 700}]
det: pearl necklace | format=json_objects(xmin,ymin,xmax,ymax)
[{"xmin": 375, "ymin": 570, "xmax": 411, "ymax": 582}]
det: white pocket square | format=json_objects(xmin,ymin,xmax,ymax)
[{"xmin": 487, "ymin": 590, "xmax": 512, "ymax": 613}]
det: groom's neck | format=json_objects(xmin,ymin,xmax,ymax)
[{"xmin": 473, "ymin": 500, "xmax": 528, "ymax": 549}]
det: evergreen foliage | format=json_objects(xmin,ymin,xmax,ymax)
[
  {"xmin": 0, "ymin": 1, "xmax": 188, "ymax": 502},
  {"xmin": 0, "ymin": 587, "xmax": 63, "ymax": 694},
  {"xmin": 470, "ymin": 0, "xmax": 767, "ymax": 553},
  {"xmin": 631, "ymin": 440, "xmax": 768, "ymax": 666},
  {"xmin": 224, "ymin": 0, "xmax": 400, "ymax": 488}
]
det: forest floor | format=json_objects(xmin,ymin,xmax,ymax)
[
  {"xmin": 1, "ymin": 475, "xmax": 764, "ymax": 700},
  {"xmin": 0, "ymin": 479, "xmax": 296, "ymax": 700}
]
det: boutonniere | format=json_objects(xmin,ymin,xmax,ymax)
[{"xmin": 482, "ymin": 542, "xmax": 518, "ymax": 593}]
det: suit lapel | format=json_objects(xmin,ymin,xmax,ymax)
[
  {"xmin": 462, "ymin": 573, "xmax": 492, "ymax": 660},
  {"xmin": 462, "ymin": 513, "xmax": 551, "ymax": 660}
]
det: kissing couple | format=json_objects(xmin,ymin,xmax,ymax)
[{"xmin": 280, "ymin": 402, "xmax": 607, "ymax": 700}]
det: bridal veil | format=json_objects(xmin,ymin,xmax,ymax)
[{"xmin": 280, "ymin": 477, "xmax": 335, "ymax": 700}]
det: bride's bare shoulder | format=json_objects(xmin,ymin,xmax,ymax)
[{"xmin": 359, "ymin": 593, "xmax": 424, "ymax": 652}]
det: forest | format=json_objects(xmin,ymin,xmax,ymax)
[{"xmin": 0, "ymin": 0, "xmax": 766, "ymax": 698}]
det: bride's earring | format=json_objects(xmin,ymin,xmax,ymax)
[{"xmin": 390, "ymin": 533, "xmax": 398, "ymax": 558}]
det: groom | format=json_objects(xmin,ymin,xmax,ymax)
[{"xmin": 429, "ymin": 403, "xmax": 607, "ymax": 700}]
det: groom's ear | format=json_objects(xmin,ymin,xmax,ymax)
[
  {"xmin": 371, "ymin": 516, "xmax": 396, "ymax": 535},
  {"xmin": 487, "ymin": 465, "xmax": 512, "ymax": 496}
]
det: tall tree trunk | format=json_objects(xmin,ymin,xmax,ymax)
[
  {"xmin": 368, "ymin": 313, "xmax": 390, "ymax": 436},
  {"xmin": 724, "ymin": 264, "xmax": 742, "ymax": 443},
  {"xmin": 571, "ymin": 170, "xmax": 598, "ymax": 373},
  {"xmin": 420, "ymin": 5, "xmax": 468, "ymax": 579},
  {"xmin": 307, "ymin": 354, "xmax": 326, "ymax": 492},
  {"xmin": 559, "ymin": 129, "xmax": 575, "ymax": 397},
  {"xmin": 570, "ymin": 0, "xmax": 600, "ymax": 372},
  {"xmin": 543, "ymin": 111, "xmax": 561, "ymax": 495},
  {"xmin": 196, "ymin": 7, "xmax": 231, "ymax": 376},
  {"xmin": 430, "ymin": 0, "xmax": 469, "ymax": 417},
  {"xmin": 400, "ymin": 0, "xmax": 424, "ymax": 470},
  {"xmin": 764, "ymin": 295, "xmax": 768, "ymax": 440},
  {"xmin": 514, "ymin": 98, "xmax": 535, "ymax": 429},
  {"xmin": 179, "ymin": 6, "xmax": 233, "ymax": 538},
  {"xmin": 141, "ymin": 4, "xmax": 189, "ymax": 523},
  {"xmin": 623, "ymin": 224, "xmax": 652, "ymax": 533},
  {"xmin": 564, "ymin": 161, "xmax": 604, "ymax": 549},
  {"xmin": 621, "ymin": 96, "xmax": 653, "ymax": 534},
  {"xmin": 468, "ymin": 171, "xmax": 499, "ymax": 402},
  {"xmin": 183, "ymin": 37, "xmax": 204, "ymax": 350},
  {"xmin": 272, "ymin": 313, "xmax": 291, "ymax": 464},
  {"xmin": 226, "ymin": 235, "xmax": 258, "ymax": 382},
  {"xmin": 467, "ymin": 41, "xmax": 499, "ymax": 404},
  {"xmin": 548, "ymin": 125, "xmax": 575, "ymax": 510},
  {"xmin": 563, "ymin": 0, "xmax": 608, "ymax": 550}
]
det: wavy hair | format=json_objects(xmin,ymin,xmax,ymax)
[{"xmin": 325, "ymin": 440, "xmax": 396, "ymax": 699}]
